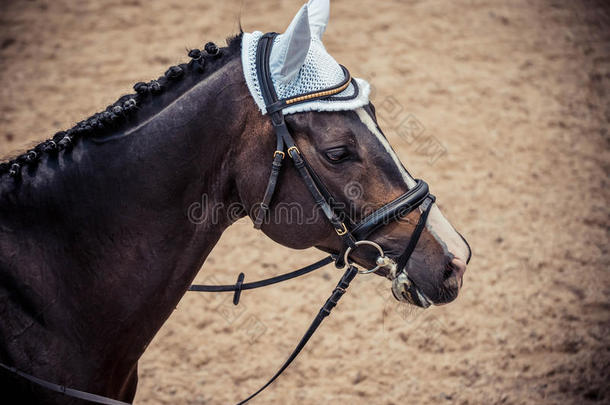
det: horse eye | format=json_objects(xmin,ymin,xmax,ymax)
[{"xmin": 325, "ymin": 147, "xmax": 350, "ymax": 163}]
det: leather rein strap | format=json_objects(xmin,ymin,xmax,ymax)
[
  {"xmin": 189, "ymin": 255, "xmax": 334, "ymax": 305},
  {"xmin": 0, "ymin": 363, "xmax": 130, "ymax": 405},
  {"xmin": 237, "ymin": 265, "xmax": 359, "ymax": 405}
]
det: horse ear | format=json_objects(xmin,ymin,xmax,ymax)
[
  {"xmin": 271, "ymin": 5, "xmax": 311, "ymax": 84},
  {"xmin": 307, "ymin": 0, "xmax": 330, "ymax": 39}
]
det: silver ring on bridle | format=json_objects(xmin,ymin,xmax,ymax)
[{"xmin": 343, "ymin": 240, "xmax": 397, "ymax": 274}]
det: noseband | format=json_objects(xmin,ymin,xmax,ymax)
[{"xmin": 3, "ymin": 32, "xmax": 436, "ymax": 405}]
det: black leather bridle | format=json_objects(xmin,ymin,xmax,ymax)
[
  {"xmin": 1, "ymin": 32, "xmax": 437, "ymax": 405},
  {"xmin": 247, "ymin": 32, "xmax": 436, "ymax": 300},
  {"xmin": 221, "ymin": 32, "xmax": 437, "ymax": 403}
]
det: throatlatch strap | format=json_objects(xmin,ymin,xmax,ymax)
[
  {"xmin": 237, "ymin": 265, "xmax": 359, "ymax": 405},
  {"xmin": 253, "ymin": 132, "xmax": 285, "ymax": 229}
]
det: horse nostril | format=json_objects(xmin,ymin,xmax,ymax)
[
  {"xmin": 437, "ymin": 258, "xmax": 468, "ymax": 302},
  {"xmin": 443, "ymin": 266, "xmax": 454, "ymax": 281},
  {"xmin": 448, "ymin": 258, "xmax": 467, "ymax": 286}
]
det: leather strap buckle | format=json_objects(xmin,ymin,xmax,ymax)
[
  {"xmin": 273, "ymin": 150, "xmax": 285, "ymax": 159},
  {"xmin": 287, "ymin": 146, "xmax": 300, "ymax": 156},
  {"xmin": 335, "ymin": 223, "xmax": 348, "ymax": 236}
]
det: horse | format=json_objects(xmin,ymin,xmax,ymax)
[{"xmin": 0, "ymin": 0, "xmax": 471, "ymax": 403}]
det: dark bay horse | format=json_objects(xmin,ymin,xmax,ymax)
[{"xmin": 0, "ymin": 3, "xmax": 471, "ymax": 403}]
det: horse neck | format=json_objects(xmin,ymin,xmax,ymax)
[{"xmin": 0, "ymin": 57, "xmax": 255, "ymax": 387}]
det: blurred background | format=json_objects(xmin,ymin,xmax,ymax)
[{"xmin": 1, "ymin": 0, "xmax": 608, "ymax": 403}]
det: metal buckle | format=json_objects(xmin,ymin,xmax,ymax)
[
  {"xmin": 343, "ymin": 240, "xmax": 397, "ymax": 274},
  {"xmin": 287, "ymin": 146, "xmax": 300, "ymax": 156},
  {"xmin": 335, "ymin": 223, "xmax": 348, "ymax": 236},
  {"xmin": 273, "ymin": 150, "xmax": 285, "ymax": 159}
]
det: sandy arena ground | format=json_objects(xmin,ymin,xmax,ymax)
[{"xmin": 1, "ymin": 0, "xmax": 609, "ymax": 404}]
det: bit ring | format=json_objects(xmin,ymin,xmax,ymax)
[{"xmin": 343, "ymin": 240, "xmax": 389, "ymax": 274}]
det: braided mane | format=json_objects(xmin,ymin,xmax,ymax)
[{"xmin": 0, "ymin": 34, "xmax": 243, "ymax": 180}]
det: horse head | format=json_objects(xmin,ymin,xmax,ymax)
[{"xmin": 234, "ymin": 0, "xmax": 471, "ymax": 307}]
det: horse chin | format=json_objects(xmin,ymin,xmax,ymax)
[
  {"xmin": 391, "ymin": 267, "xmax": 463, "ymax": 308},
  {"xmin": 422, "ymin": 282, "xmax": 460, "ymax": 307}
]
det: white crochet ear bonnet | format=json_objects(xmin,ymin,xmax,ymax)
[{"xmin": 241, "ymin": 0, "xmax": 371, "ymax": 115}]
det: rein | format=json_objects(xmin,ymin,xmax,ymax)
[{"xmin": 1, "ymin": 32, "xmax": 435, "ymax": 404}]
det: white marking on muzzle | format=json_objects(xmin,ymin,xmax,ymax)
[
  {"xmin": 354, "ymin": 108, "xmax": 470, "ymax": 262},
  {"xmin": 355, "ymin": 108, "xmax": 417, "ymax": 189}
]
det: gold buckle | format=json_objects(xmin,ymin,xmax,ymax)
[
  {"xmin": 287, "ymin": 146, "xmax": 300, "ymax": 156},
  {"xmin": 273, "ymin": 150, "xmax": 285, "ymax": 159},
  {"xmin": 335, "ymin": 223, "xmax": 348, "ymax": 236}
]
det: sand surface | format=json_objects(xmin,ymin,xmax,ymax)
[{"xmin": 1, "ymin": 0, "xmax": 609, "ymax": 404}]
